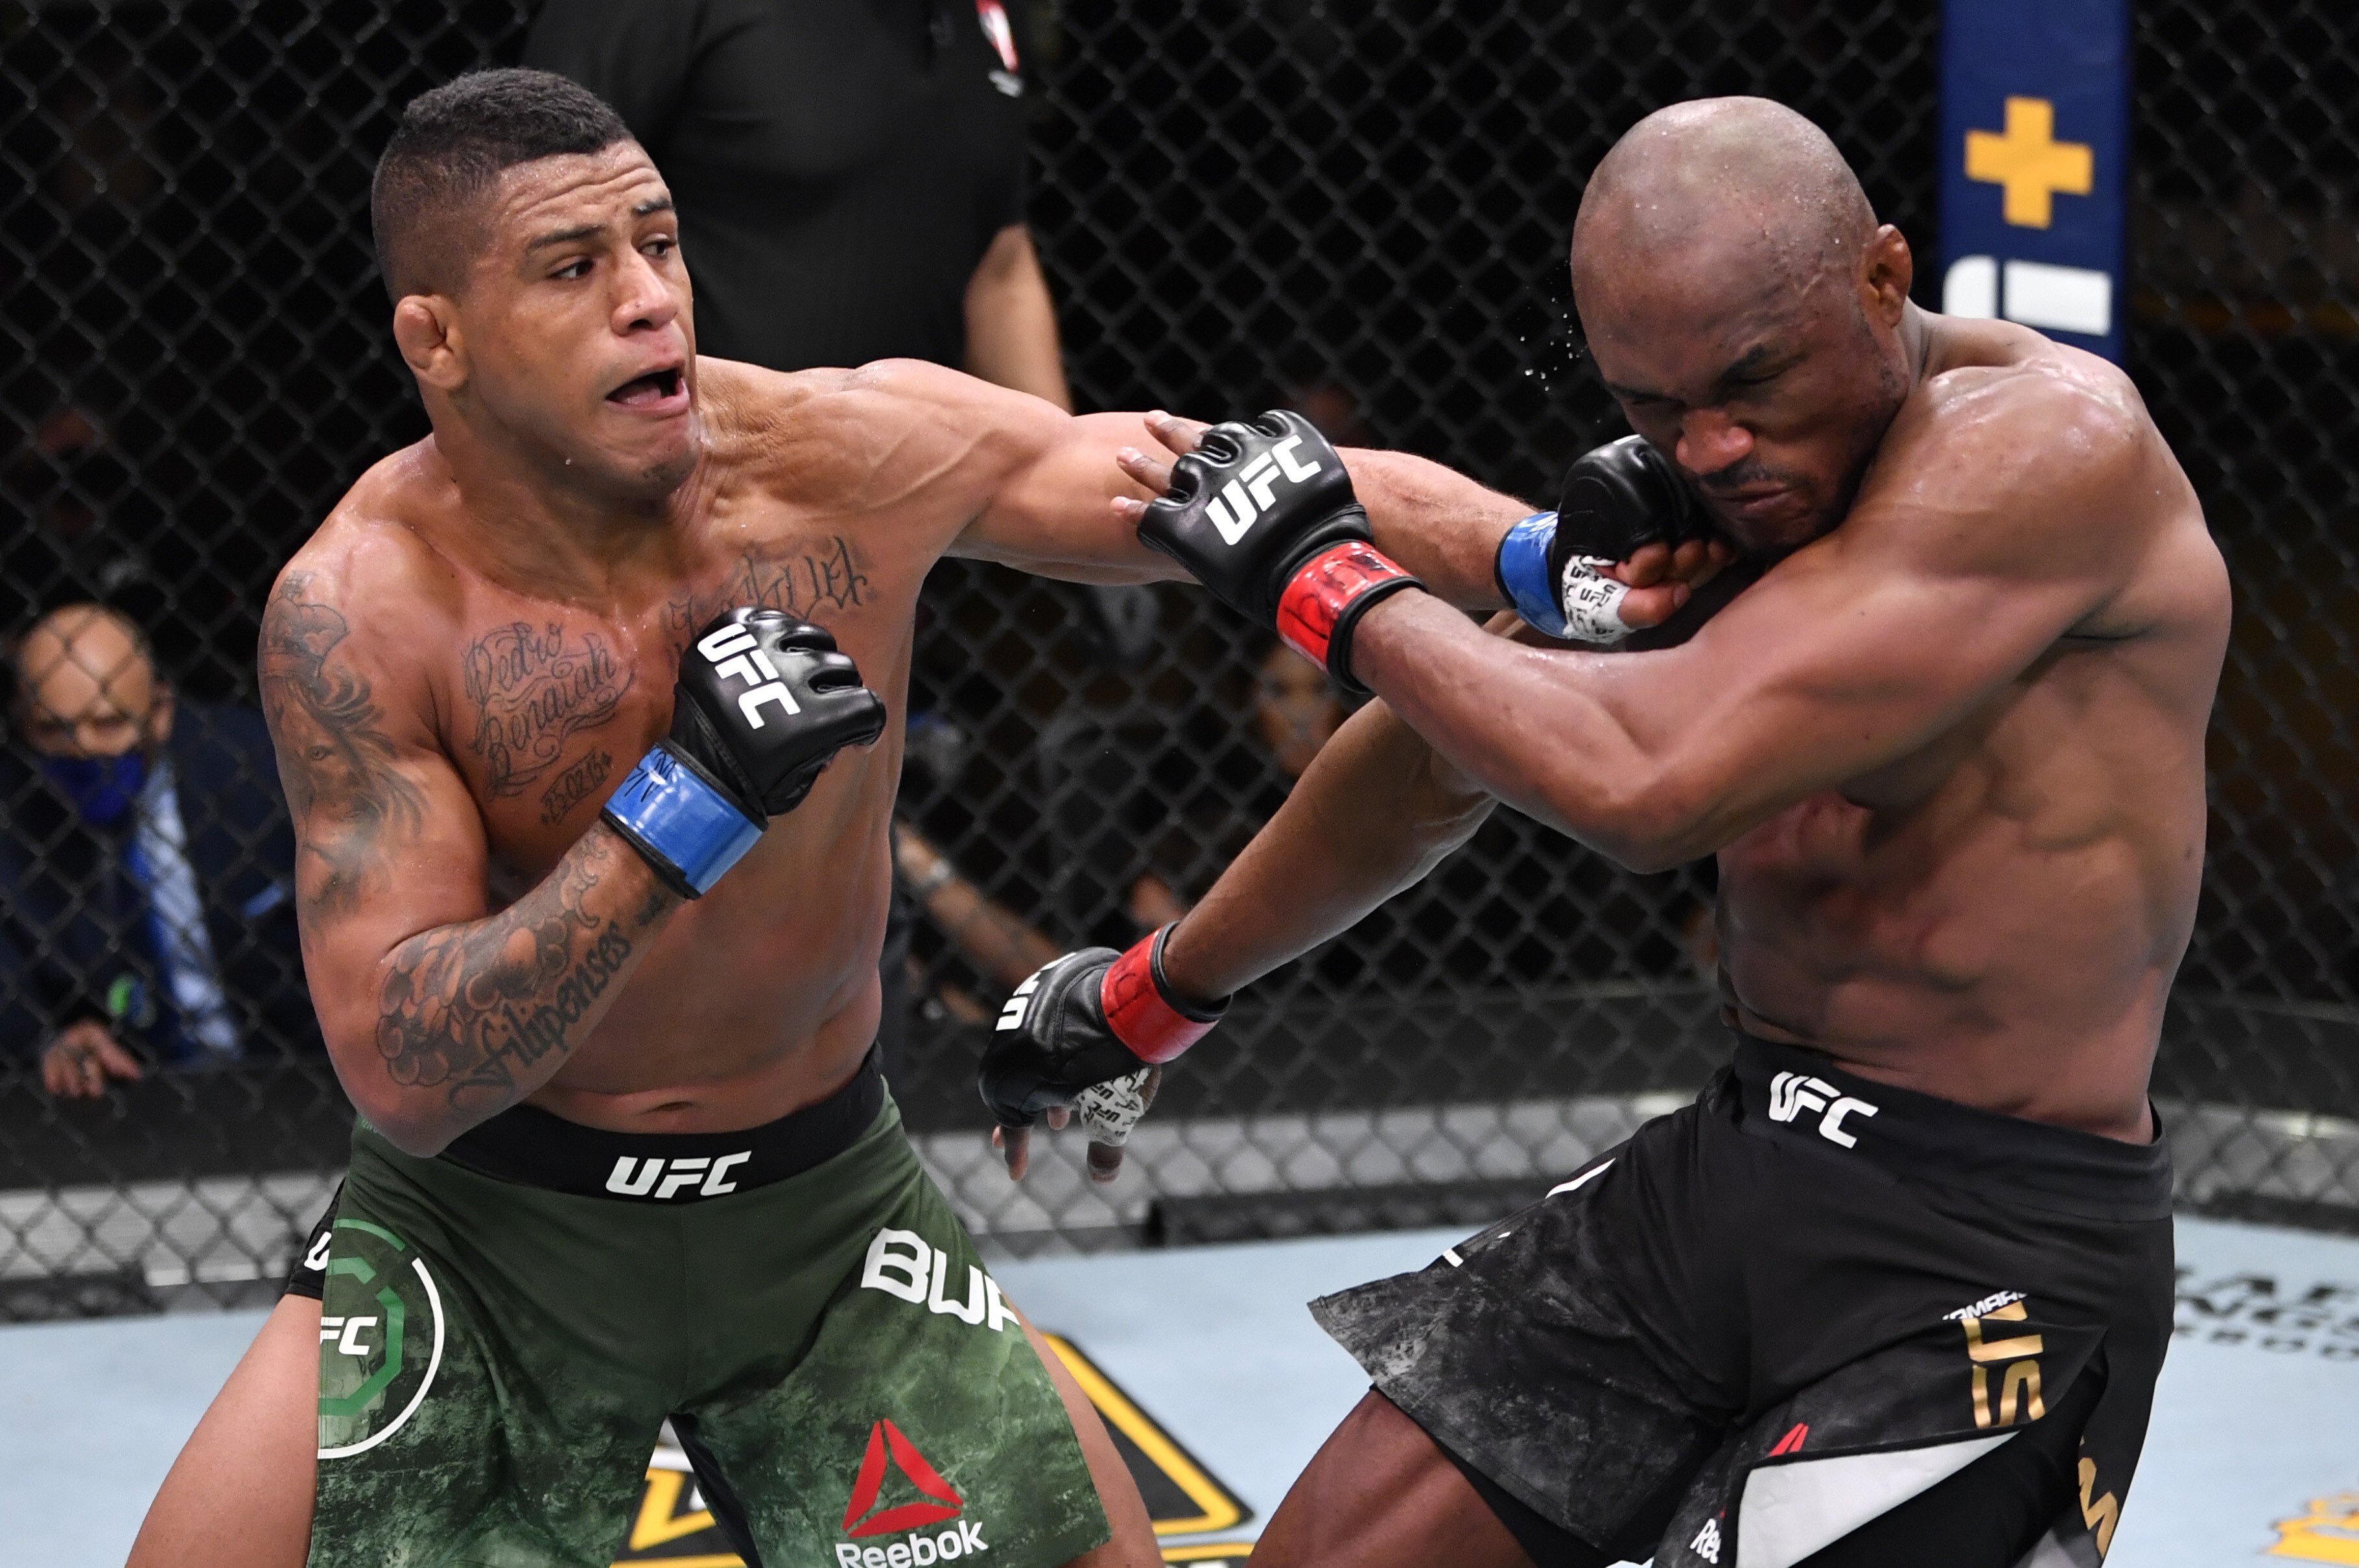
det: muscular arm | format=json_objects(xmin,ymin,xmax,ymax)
[
  {"xmin": 1157, "ymin": 621, "xmax": 1514, "ymax": 1001},
  {"xmin": 964, "ymin": 226, "xmax": 1074, "ymax": 410},
  {"xmin": 261, "ymin": 568, "xmax": 679, "ymax": 1156},
  {"xmin": 1339, "ymin": 449, "xmax": 1526, "ymax": 612},
  {"xmin": 946, "ymin": 382, "xmax": 1531, "ymax": 596},
  {"xmin": 791, "ymin": 358, "xmax": 1175, "ymax": 585},
  {"xmin": 1348, "ymin": 373, "xmax": 2157, "ymax": 871}
]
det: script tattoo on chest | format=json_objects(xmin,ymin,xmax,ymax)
[
  {"xmin": 661, "ymin": 536, "xmax": 874, "ymax": 644},
  {"xmin": 461, "ymin": 622, "xmax": 633, "ymax": 796},
  {"xmin": 538, "ymin": 747, "xmax": 613, "ymax": 826}
]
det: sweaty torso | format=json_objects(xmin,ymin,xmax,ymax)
[
  {"xmin": 319, "ymin": 361, "xmax": 963, "ymax": 1133},
  {"xmin": 1715, "ymin": 321, "xmax": 2227, "ymax": 1139}
]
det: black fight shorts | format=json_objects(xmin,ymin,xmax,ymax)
[{"xmin": 1312, "ymin": 1033, "xmax": 2174, "ymax": 1568}]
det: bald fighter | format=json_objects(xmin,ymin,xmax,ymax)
[
  {"xmin": 122, "ymin": 67, "xmax": 1580, "ymax": 1568},
  {"xmin": 8, "ymin": 604, "xmax": 315, "ymax": 1094},
  {"xmin": 990, "ymin": 99, "xmax": 2224, "ymax": 1565}
]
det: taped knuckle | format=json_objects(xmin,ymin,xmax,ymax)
[{"xmin": 1558, "ymin": 556, "xmax": 1635, "ymax": 644}]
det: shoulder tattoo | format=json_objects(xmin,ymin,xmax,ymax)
[{"xmin": 259, "ymin": 572, "xmax": 426, "ymax": 919}]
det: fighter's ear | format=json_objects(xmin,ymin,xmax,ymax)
[
  {"xmin": 392, "ymin": 294, "xmax": 467, "ymax": 392},
  {"xmin": 1860, "ymin": 223, "xmax": 1912, "ymax": 327}
]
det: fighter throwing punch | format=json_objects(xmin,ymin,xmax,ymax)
[
  {"xmin": 987, "ymin": 98, "xmax": 2225, "ymax": 1565},
  {"xmin": 124, "ymin": 67, "xmax": 1601, "ymax": 1568}
]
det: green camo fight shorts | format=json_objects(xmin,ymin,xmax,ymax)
[{"xmin": 309, "ymin": 1095, "xmax": 1108, "ymax": 1568}]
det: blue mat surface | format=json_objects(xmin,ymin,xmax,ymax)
[{"xmin": 3, "ymin": 1215, "xmax": 2353, "ymax": 1565}]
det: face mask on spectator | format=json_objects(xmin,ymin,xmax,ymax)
[{"xmin": 41, "ymin": 749, "xmax": 147, "ymax": 825}]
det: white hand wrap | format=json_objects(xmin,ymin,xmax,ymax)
[
  {"xmin": 1072, "ymin": 1067, "xmax": 1155, "ymax": 1147},
  {"xmin": 1558, "ymin": 555, "xmax": 1637, "ymax": 645}
]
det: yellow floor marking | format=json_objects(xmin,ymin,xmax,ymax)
[
  {"xmin": 2269, "ymin": 1490, "xmax": 2359, "ymax": 1563},
  {"xmin": 1160, "ymin": 1543, "xmax": 1254, "ymax": 1562},
  {"xmin": 613, "ymin": 1466, "xmax": 740, "ymax": 1565}
]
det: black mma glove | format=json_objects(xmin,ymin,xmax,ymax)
[
  {"xmin": 602, "ymin": 609, "xmax": 887, "ymax": 898},
  {"xmin": 1495, "ymin": 434, "xmax": 1743, "ymax": 647},
  {"xmin": 1135, "ymin": 409, "xmax": 1424, "ymax": 692},
  {"xmin": 979, "ymin": 925, "xmax": 1226, "ymax": 1180}
]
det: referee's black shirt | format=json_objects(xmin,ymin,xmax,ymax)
[{"xmin": 525, "ymin": 0, "xmax": 1033, "ymax": 372}]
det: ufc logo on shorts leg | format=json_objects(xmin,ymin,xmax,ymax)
[
  {"xmin": 1206, "ymin": 437, "xmax": 1324, "ymax": 544},
  {"xmin": 1766, "ymin": 1070, "xmax": 1880, "ymax": 1149},
  {"xmin": 318, "ymin": 1315, "xmax": 377, "ymax": 1356},
  {"xmin": 605, "ymin": 1151, "xmax": 753, "ymax": 1198}
]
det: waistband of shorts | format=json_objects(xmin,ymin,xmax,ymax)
[
  {"xmin": 1729, "ymin": 1032, "xmax": 2174, "ymax": 1221},
  {"xmin": 434, "ymin": 1044, "xmax": 886, "ymax": 1202}
]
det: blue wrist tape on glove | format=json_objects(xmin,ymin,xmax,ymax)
[
  {"xmin": 1496, "ymin": 511, "xmax": 1567, "ymax": 637},
  {"xmin": 601, "ymin": 747, "xmax": 762, "ymax": 896}
]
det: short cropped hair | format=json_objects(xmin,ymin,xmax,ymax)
[{"xmin": 371, "ymin": 68, "xmax": 632, "ymax": 302}]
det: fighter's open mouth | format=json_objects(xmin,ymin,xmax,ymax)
[{"xmin": 608, "ymin": 368, "xmax": 683, "ymax": 406}]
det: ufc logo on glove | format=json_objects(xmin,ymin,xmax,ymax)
[
  {"xmin": 697, "ymin": 620, "xmax": 802, "ymax": 728},
  {"xmin": 1133, "ymin": 410, "xmax": 1423, "ymax": 693},
  {"xmin": 1205, "ymin": 437, "xmax": 1326, "ymax": 544}
]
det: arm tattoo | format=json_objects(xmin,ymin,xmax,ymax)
[
  {"xmin": 259, "ymin": 572, "xmax": 427, "ymax": 920},
  {"xmin": 375, "ymin": 826, "xmax": 672, "ymax": 1115}
]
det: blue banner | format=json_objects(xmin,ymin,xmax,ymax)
[{"xmin": 1939, "ymin": 0, "xmax": 2132, "ymax": 361}]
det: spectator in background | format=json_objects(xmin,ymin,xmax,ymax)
[
  {"xmin": 893, "ymin": 820, "xmax": 1059, "ymax": 1021},
  {"xmin": 526, "ymin": 0, "xmax": 1077, "ymax": 1079},
  {"xmin": 1253, "ymin": 637, "xmax": 1349, "ymax": 780},
  {"xmin": 1, "ymin": 604, "xmax": 311, "ymax": 1097}
]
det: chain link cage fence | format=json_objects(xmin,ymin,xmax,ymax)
[{"xmin": 0, "ymin": 0, "xmax": 2351, "ymax": 1316}]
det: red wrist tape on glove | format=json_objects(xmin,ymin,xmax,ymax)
[
  {"xmin": 1099, "ymin": 926, "xmax": 1224, "ymax": 1064},
  {"xmin": 1276, "ymin": 540, "xmax": 1418, "ymax": 675}
]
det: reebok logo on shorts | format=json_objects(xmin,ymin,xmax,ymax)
[
  {"xmin": 837, "ymin": 1418, "xmax": 990, "ymax": 1565},
  {"xmin": 1766, "ymin": 1070, "xmax": 1881, "ymax": 1148}
]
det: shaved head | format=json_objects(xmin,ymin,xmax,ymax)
[
  {"xmin": 12, "ymin": 602, "xmax": 169, "ymax": 760},
  {"xmin": 1567, "ymin": 97, "xmax": 1918, "ymax": 554},
  {"xmin": 1573, "ymin": 98, "xmax": 1877, "ymax": 310},
  {"xmin": 372, "ymin": 69, "xmax": 633, "ymax": 302}
]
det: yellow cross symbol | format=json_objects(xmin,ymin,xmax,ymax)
[{"xmin": 1964, "ymin": 97, "xmax": 2094, "ymax": 229}]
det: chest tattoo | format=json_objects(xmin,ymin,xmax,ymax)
[
  {"xmin": 462, "ymin": 622, "xmax": 634, "ymax": 795},
  {"xmin": 538, "ymin": 747, "xmax": 615, "ymax": 826},
  {"xmin": 662, "ymin": 537, "xmax": 875, "ymax": 644}
]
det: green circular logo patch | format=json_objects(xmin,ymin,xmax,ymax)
[{"xmin": 316, "ymin": 1217, "xmax": 447, "ymax": 1460}]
